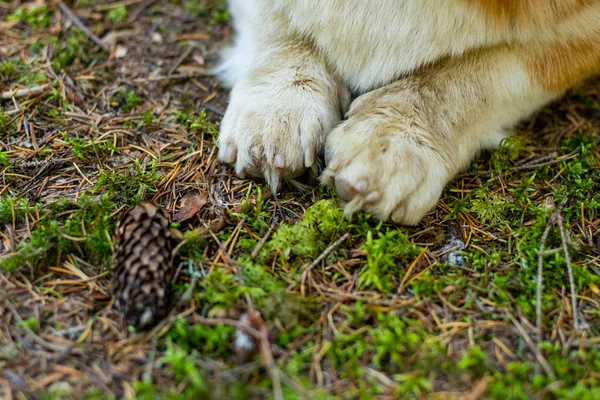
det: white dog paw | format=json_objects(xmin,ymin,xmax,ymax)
[{"xmin": 218, "ymin": 68, "xmax": 348, "ymax": 193}]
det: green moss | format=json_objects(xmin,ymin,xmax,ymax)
[
  {"xmin": 197, "ymin": 269, "xmax": 251, "ymax": 310},
  {"xmin": 60, "ymin": 131, "xmax": 118, "ymax": 161},
  {"xmin": 260, "ymin": 200, "xmax": 349, "ymax": 265},
  {"xmin": 458, "ymin": 345, "xmax": 488, "ymax": 372},
  {"xmin": 359, "ymin": 230, "xmax": 420, "ymax": 292},
  {"xmin": 141, "ymin": 109, "xmax": 155, "ymax": 127},
  {"xmin": 302, "ymin": 199, "xmax": 348, "ymax": 239},
  {"xmin": 108, "ymin": 5, "xmax": 127, "ymax": 25},
  {"xmin": 94, "ymin": 160, "xmax": 159, "ymax": 206},
  {"xmin": 51, "ymin": 34, "xmax": 82, "ymax": 71},
  {"xmin": 266, "ymin": 223, "xmax": 322, "ymax": 261},
  {"xmin": 0, "ymin": 150, "xmax": 9, "ymax": 168},
  {"xmin": 182, "ymin": 0, "xmax": 206, "ymax": 16},
  {"xmin": 180, "ymin": 230, "xmax": 208, "ymax": 263},
  {"xmin": 0, "ymin": 220, "xmax": 59, "ymax": 272},
  {"xmin": 118, "ymin": 90, "xmax": 141, "ymax": 113},
  {"xmin": 210, "ymin": 4, "xmax": 231, "ymax": 24},
  {"xmin": 0, "ymin": 60, "xmax": 20, "ymax": 79},
  {"xmin": 19, "ymin": 71, "xmax": 47, "ymax": 85},
  {"xmin": 0, "ymin": 197, "xmax": 30, "ymax": 227},
  {"xmin": 492, "ymin": 136, "xmax": 529, "ymax": 174},
  {"xmin": 60, "ymin": 194, "xmax": 116, "ymax": 264},
  {"xmin": 160, "ymin": 341, "xmax": 207, "ymax": 391},
  {"xmin": 470, "ymin": 188, "xmax": 517, "ymax": 225},
  {"xmin": 0, "ymin": 195, "xmax": 116, "ymax": 272},
  {"xmin": 393, "ymin": 373, "xmax": 433, "ymax": 398},
  {"xmin": 190, "ymin": 109, "xmax": 218, "ymax": 137},
  {"xmin": 166, "ymin": 319, "xmax": 235, "ymax": 355},
  {"xmin": 7, "ymin": 5, "xmax": 50, "ymax": 30},
  {"xmin": 50, "ymin": 29, "xmax": 105, "ymax": 72},
  {"xmin": 173, "ymin": 107, "xmax": 194, "ymax": 126},
  {"xmin": 371, "ymin": 311, "xmax": 427, "ymax": 367},
  {"xmin": 15, "ymin": 316, "xmax": 38, "ymax": 333},
  {"xmin": 238, "ymin": 255, "xmax": 286, "ymax": 300}
]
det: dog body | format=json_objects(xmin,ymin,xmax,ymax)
[{"xmin": 217, "ymin": 0, "xmax": 600, "ymax": 224}]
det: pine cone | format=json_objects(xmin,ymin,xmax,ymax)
[{"xmin": 111, "ymin": 202, "xmax": 178, "ymax": 329}]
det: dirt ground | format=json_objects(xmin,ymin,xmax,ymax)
[{"xmin": 1, "ymin": 1, "xmax": 600, "ymax": 399}]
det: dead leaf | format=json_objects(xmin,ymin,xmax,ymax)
[{"xmin": 174, "ymin": 191, "xmax": 208, "ymax": 222}]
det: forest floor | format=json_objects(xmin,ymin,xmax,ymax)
[{"xmin": 1, "ymin": 1, "xmax": 600, "ymax": 399}]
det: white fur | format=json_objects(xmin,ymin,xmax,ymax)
[{"xmin": 213, "ymin": 0, "xmax": 259, "ymax": 87}]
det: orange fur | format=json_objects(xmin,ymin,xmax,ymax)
[
  {"xmin": 525, "ymin": 35, "xmax": 600, "ymax": 91},
  {"xmin": 466, "ymin": 0, "xmax": 598, "ymax": 28}
]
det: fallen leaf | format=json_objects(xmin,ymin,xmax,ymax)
[{"xmin": 174, "ymin": 191, "xmax": 208, "ymax": 222}]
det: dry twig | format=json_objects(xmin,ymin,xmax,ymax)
[
  {"xmin": 1, "ymin": 85, "xmax": 50, "ymax": 100},
  {"xmin": 536, "ymin": 208, "xmax": 558, "ymax": 342},
  {"xmin": 58, "ymin": 3, "xmax": 110, "ymax": 52},
  {"xmin": 508, "ymin": 313, "xmax": 557, "ymax": 380},
  {"xmin": 289, "ymin": 232, "xmax": 350, "ymax": 290},
  {"xmin": 556, "ymin": 211, "xmax": 585, "ymax": 330}
]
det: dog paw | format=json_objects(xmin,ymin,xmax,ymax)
[
  {"xmin": 322, "ymin": 96, "xmax": 452, "ymax": 225},
  {"xmin": 218, "ymin": 68, "xmax": 348, "ymax": 193}
]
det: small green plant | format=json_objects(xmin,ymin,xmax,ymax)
[
  {"xmin": 160, "ymin": 341, "xmax": 206, "ymax": 392},
  {"xmin": 0, "ymin": 111, "xmax": 9, "ymax": 136},
  {"xmin": 371, "ymin": 312, "xmax": 426, "ymax": 366},
  {"xmin": 166, "ymin": 318, "xmax": 235, "ymax": 355},
  {"xmin": 492, "ymin": 136, "xmax": 528, "ymax": 173},
  {"xmin": 0, "ymin": 195, "xmax": 118, "ymax": 272},
  {"xmin": 359, "ymin": 230, "xmax": 420, "ymax": 292},
  {"xmin": 302, "ymin": 199, "xmax": 349, "ymax": 239},
  {"xmin": 141, "ymin": 109, "xmax": 155, "ymax": 127},
  {"xmin": 0, "ymin": 60, "xmax": 20, "ymax": 79},
  {"xmin": 182, "ymin": 0, "xmax": 205, "ymax": 16},
  {"xmin": 260, "ymin": 199, "xmax": 350, "ymax": 265},
  {"xmin": 117, "ymin": 90, "xmax": 141, "ymax": 113},
  {"xmin": 51, "ymin": 33, "xmax": 82, "ymax": 71},
  {"xmin": 0, "ymin": 220, "xmax": 59, "ymax": 272},
  {"xmin": 190, "ymin": 109, "xmax": 218, "ymax": 137},
  {"xmin": 0, "ymin": 197, "xmax": 30, "ymax": 227},
  {"xmin": 7, "ymin": 5, "xmax": 50, "ymax": 30},
  {"xmin": 470, "ymin": 188, "xmax": 516, "ymax": 224},
  {"xmin": 0, "ymin": 150, "xmax": 8, "ymax": 167},
  {"xmin": 394, "ymin": 373, "xmax": 433, "ymax": 397},
  {"xmin": 16, "ymin": 317, "xmax": 39, "ymax": 333},
  {"xmin": 61, "ymin": 132, "xmax": 87, "ymax": 160},
  {"xmin": 19, "ymin": 71, "xmax": 47, "ymax": 85},
  {"xmin": 458, "ymin": 345, "xmax": 487, "ymax": 372},
  {"xmin": 197, "ymin": 268, "xmax": 254, "ymax": 309},
  {"xmin": 108, "ymin": 5, "xmax": 127, "ymax": 24},
  {"xmin": 210, "ymin": 4, "xmax": 231, "ymax": 24},
  {"xmin": 173, "ymin": 106, "xmax": 194, "ymax": 125},
  {"xmin": 94, "ymin": 160, "xmax": 159, "ymax": 206},
  {"xmin": 60, "ymin": 132, "xmax": 117, "ymax": 161}
]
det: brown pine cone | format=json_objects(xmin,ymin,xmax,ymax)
[{"xmin": 111, "ymin": 202, "xmax": 179, "ymax": 329}]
